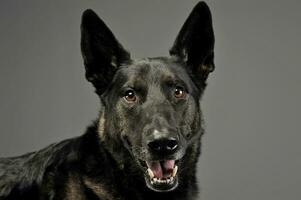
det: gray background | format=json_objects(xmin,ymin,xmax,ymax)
[{"xmin": 0, "ymin": 0, "xmax": 300, "ymax": 199}]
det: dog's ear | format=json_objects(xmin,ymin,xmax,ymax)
[
  {"xmin": 81, "ymin": 9, "xmax": 130, "ymax": 94},
  {"xmin": 170, "ymin": 2, "xmax": 214, "ymax": 86}
]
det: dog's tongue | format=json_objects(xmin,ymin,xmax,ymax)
[{"xmin": 146, "ymin": 160, "xmax": 175, "ymax": 178}]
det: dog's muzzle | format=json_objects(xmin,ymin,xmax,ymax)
[{"xmin": 143, "ymin": 136, "xmax": 180, "ymax": 192}]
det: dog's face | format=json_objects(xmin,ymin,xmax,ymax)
[{"xmin": 81, "ymin": 2, "xmax": 214, "ymax": 192}]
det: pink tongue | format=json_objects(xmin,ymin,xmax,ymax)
[
  {"xmin": 162, "ymin": 160, "xmax": 175, "ymax": 178},
  {"xmin": 162, "ymin": 160, "xmax": 175, "ymax": 170},
  {"xmin": 147, "ymin": 161, "xmax": 163, "ymax": 178},
  {"xmin": 146, "ymin": 160, "xmax": 175, "ymax": 178}
]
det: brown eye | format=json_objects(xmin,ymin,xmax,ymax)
[
  {"xmin": 124, "ymin": 90, "xmax": 137, "ymax": 103},
  {"xmin": 174, "ymin": 86, "xmax": 186, "ymax": 98}
]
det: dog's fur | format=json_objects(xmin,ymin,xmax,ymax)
[{"xmin": 0, "ymin": 2, "xmax": 215, "ymax": 200}]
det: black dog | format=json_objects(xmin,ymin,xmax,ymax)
[{"xmin": 0, "ymin": 1, "xmax": 215, "ymax": 199}]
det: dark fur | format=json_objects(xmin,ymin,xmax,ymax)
[{"xmin": 0, "ymin": 2, "xmax": 215, "ymax": 200}]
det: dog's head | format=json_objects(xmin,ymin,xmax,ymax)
[{"xmin": 81, "ymin": 2, "xmax": 214, "ymax": 192}]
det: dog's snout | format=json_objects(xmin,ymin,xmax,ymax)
[{"xmin": 147, "ymin": 137, "xmax": 178, "ymax": 154}]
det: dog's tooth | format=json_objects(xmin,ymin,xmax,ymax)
[
  {"xmin": 154, "ymin": 177, "xmax": 158, "ymax": 182},
  {"xmin": 170, "ymin": 176, "xmax": 174, "ymax": 181},
  {"xmin": 147, "ymin": 168, "xmax": 154, "ymax": 179},
  {"xmin": 172, "ymin": 165, "xmax": 178, "ymax": 177}
]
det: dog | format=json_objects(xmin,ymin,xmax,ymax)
[{"xmin": 0, "ymin": 1, "xmax": 215, "ymax": 199}]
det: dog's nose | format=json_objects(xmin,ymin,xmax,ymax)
[{"xmin": 147, "ymin": 137, "xmax": 178, "ymax": 154}]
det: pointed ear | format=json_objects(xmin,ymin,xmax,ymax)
[
  {"xmin": 81, "ymin": 9, "xmax": 131, "ymax": 94},
  {"xmin": 170, "ymin": 2, "xmax": 215, "ymax": 86}
]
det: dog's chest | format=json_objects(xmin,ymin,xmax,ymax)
[
  {"xmin": 63, "ymin": 176, "xmax": 194, "ymax": 200},
  {"xmin": 63, "ymin": 174, "xmax": 122, "ymax": 200}
]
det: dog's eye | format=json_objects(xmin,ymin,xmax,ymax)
[
  {"xmin": 174, "ymin": 86, "xmax": 186, "ymax": 99},
  {"xmin": 124, "ymin": 90, "xmax": 137, "ymax": 103}
]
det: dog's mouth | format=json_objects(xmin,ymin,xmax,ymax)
[{"xmin": 144, "ymin": 159, "xmax": 179, "ymax": 192}]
